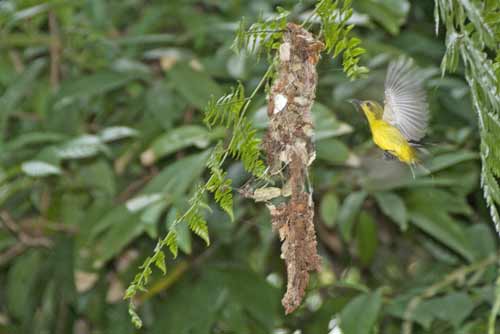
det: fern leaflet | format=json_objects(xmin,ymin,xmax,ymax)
[{"xmin": 315, "ymin": 0, "xmax": 369, "ymax": 79}]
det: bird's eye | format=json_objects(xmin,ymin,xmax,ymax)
[{"xmin": 366, "ymin": 102, "xmax": 372, "ymax": 107}]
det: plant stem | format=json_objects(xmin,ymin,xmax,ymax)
[{"xmin": 489, "ymin": 276, "xmax": 500, "ymax": 334}]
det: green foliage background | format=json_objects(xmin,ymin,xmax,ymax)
[{"xmin": 0, "ymin": 0, "xmax": 499, "ymax": 333}]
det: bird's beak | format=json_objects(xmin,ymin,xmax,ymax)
[{"xmin": 348, "ymin": 99, "xmax": 362, "ymax": 111}]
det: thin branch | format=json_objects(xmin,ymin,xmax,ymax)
[
  {"xmin": 48, "ymin": 10, "xmax": 61, "ymax": 90},
  {"xmin": 0, "ymin": 211, "xmax": 53, "ymax": 266}
]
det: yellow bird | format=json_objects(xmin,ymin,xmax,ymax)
[{"xmin": 351, "ymin": 57, "xmax": 429, "ymax": 167}]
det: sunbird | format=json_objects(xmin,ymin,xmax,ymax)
[{"xmin": 351, "ymin": 57, "xmax": 429, "ymax": 170}]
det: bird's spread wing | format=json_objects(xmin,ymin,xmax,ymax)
[{"xmin": 383, "ymin": 57, "xmax": 428, "ymax": 142}]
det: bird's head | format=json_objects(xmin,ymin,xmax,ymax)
[{"xmin": 349, "ymin": 99, "xmax": 384, "ymax": 120}]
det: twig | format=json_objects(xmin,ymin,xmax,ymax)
[
  {"xmin": 48, "ymin": 10, "xmax": 61, "ymax": 90},
  {"xmin": 8, "ymin": 50, "xmax": 24, "ymax": 73},
  {"xmin": 0, "ymin": 243, "xmax": 26, "ymax": 267},
  {"xmin": 116, "ymin": 173, "xmax": 155, "ymax": 203},
  {"xmin": 0, "ymin": 211, "xmax": 53, "ymax": 266}
]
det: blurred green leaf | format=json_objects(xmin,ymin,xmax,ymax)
[
  {"xmin": 320, "ymin": 191, "xmax": 339, "ymax": 227},
  {"xmin": 467, "ymin": 224, "xmax": 496, "ymax": 260},
  {"xmin": 340, "ymin": 289, "xmax": 383, "ymax": 334},
  {"xmin": 0, "ymin": 59, "xmax": 45, "ymax": 133},
  {"xmin": 217, "ymin": 267, "xmax": 280, "ymax": 330},
  {"xmin": 151, "ymin": 268, "xmax": 224, "ymax": 334},
  {"xmin": 56, "ymin": 135, "xmax": 106, "ymax": 160},
  {"xmin": 316, "ymin": 138, "xmax": 350, "ymax": 164},
  {"xmin": 355, "ymin": 0, "xmax": 410, "ymax": 35},
  {"xmin": 90, "ymin": 152, "xmax": 209, "ymax": 266},
  {"xmin": 373, "ymin": 191, "xmax": 407, "ymax": 230},
  {"xmin": 57, "ymin": 71, "xmax": 144, "ymax": 99},
  {"xmin": 168, "ymin": 62, "xmax": 223, "ymax": 109},
  {"xmin": 338, "ymin": 191, "xmax": 367, "ymax": 241},
  {"xmin": 356, "ymin": 211, "xmax": 378, "ymax": 266},
  {"xmin": 141, "ymin": 125, "xmax": 225, "ymax": 165},
  {"xmin": 424, "ymin": 292, "xmax": 475, "ymax": 328},
  {"xmin": 146, "ymin": 80, "xmax": 185, "ymax": 129},
  {"xmin": 3, "ymin": 132, "xmax": 66, "ymax": 152},
  {"xmin": 6, "ymin": 251, "xmax": 41, "ymax": 321},
  {"xmin": 407, "ymin": 188, "xmax": 475, "ymax": 261},
  {"xmin": 98, "ymin": 126, "xmax": 138, "ymax": 142},
  {"xmin": 313, "ymin": 103, "xmax": 353, "ymax": 141},
  {"xmin": 423, "ymin": 151, "xmax": 478, "ymax": 174},
  {"xmin": 21, "ymin": 160, "xmax": 61, "ymax": 177}
]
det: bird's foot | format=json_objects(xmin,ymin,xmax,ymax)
[{"xmin": 383, "ymin": 150, "xmax": 397, "ymax": 160}]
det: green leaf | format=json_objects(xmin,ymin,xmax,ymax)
[
  {"xmin": 467, "ymin": 224, "xmax": 496, "ymax": 260},
  {"xmin": 316, "ymin": 138, "xmax": 350, "ymax": 164},
  {"xmin": 3, "ymin": 132, "xmax": 66, "ymax": 152},
  {"xmin": 407, "ymin": 189, "xmax": 475, "ymax": 261},
  {"xmin": 312, "ymin": 103, "xmax": 353, "ymax": 141},
  {"xmin": 424, "ymin": 292, "xmax": 475, "ymax": 328},
  {"xmin": 140, "ymin": 201, "xmax": 166, "ymax": 238},
  {"xmin": 216, "ymin": 267, "xmax": 280, "ymax": 330},
  {"xmin": 340, "ymin": 289, "xmax": 383, "ymax": 334},
  {"xmin": 125, "ymin": 193, "xmax": 163, "ymax": 212},
  {"xmin": 373, "ymin": 192, "xmax": 407, "ymax": 230},
  {"xmin": 423, "ymin": 151, "xmax": 478, "ymax": 174},
  {"xmin": 56, "ymin": 135, "xmax": 106, "ymax": 160},
  {"xmin": 356, "ymin": 211, "xmax": 378, "ymax": 266},
  {"xmin": 90, "ymin": 152, "xmax": 210, "ymax": 266},
  {"xmin": 151, "ymin": 268, "xmax": 225, "ymax": 334},
  {"xmin": 168, "ymin": 63, "xmax": 223, "ymax": 109},
  {"xmin": 355, "ymin": 0, "xmax": 410, "ymax": 35},
  {"xmin": 142, "ymin": 150, "xmax": 211, "ymax": 195},
  {"xmin": 338, "ymin": 191, "xmax": 367, "ymax": 241},
  {"xmin": 0, "ymin": 59, "xmax": 45, "ymax": 134},
  {"xmin": 21, "ymin": 160, "xmax": 61, "ymax": 177},
  {"xmin": 7, "ymin": 250, "xmax": 42, "ymax": 320},
  {"xmin": 320, "ymin": 191, "xmax": 339, "ymax": 227},
  {"xmin": 141, "ymin": 125, "xmax": 224, "ymax": 165},
  {"xmin": 98, "ymin": 126, "xmax": 138, "ymax": 142},
  {"xmin": 57, "ymin": 71, "xmax": 143, "ymax": 99}
]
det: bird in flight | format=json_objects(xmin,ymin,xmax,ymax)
[{"xmin": 351, "ymin": 57, "xmax": 429, "ymax": 172}]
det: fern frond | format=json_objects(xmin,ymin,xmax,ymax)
[
  {"xmin": 206, "ymin": 143, "xmax": 234, "ymax": 220},
  {"xmin": 229, "ymin": 119, "xmax": 266, "ymax": 177},
  {"xmin": 315, "ymin": 0, "xmax": 369, "ymax": 79},
  {"xmin": 187, "ymin": 212, "xmax": 210, "ymax": 246},
  {"xmin": 436, "ymin": 0, "xmax": 500, "ymax": 235},
  {"xmin": 231, "ymin": 7, "xmax": 289, "ymax": 59},
  {"xmin": 204, "ymin": 82, "xmax": 246, "ymax": 129},
  {"xmin": 154, "ymin": 251, "xmax": 167, "ymax": 274},
  {"xmin": 165, "ymin": 230, "xmax": 178, "ymax": 258}
]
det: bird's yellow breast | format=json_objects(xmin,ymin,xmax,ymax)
[{"xmin": 369, "ymin": 119, "xmax": 417, "ymax": 164}]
